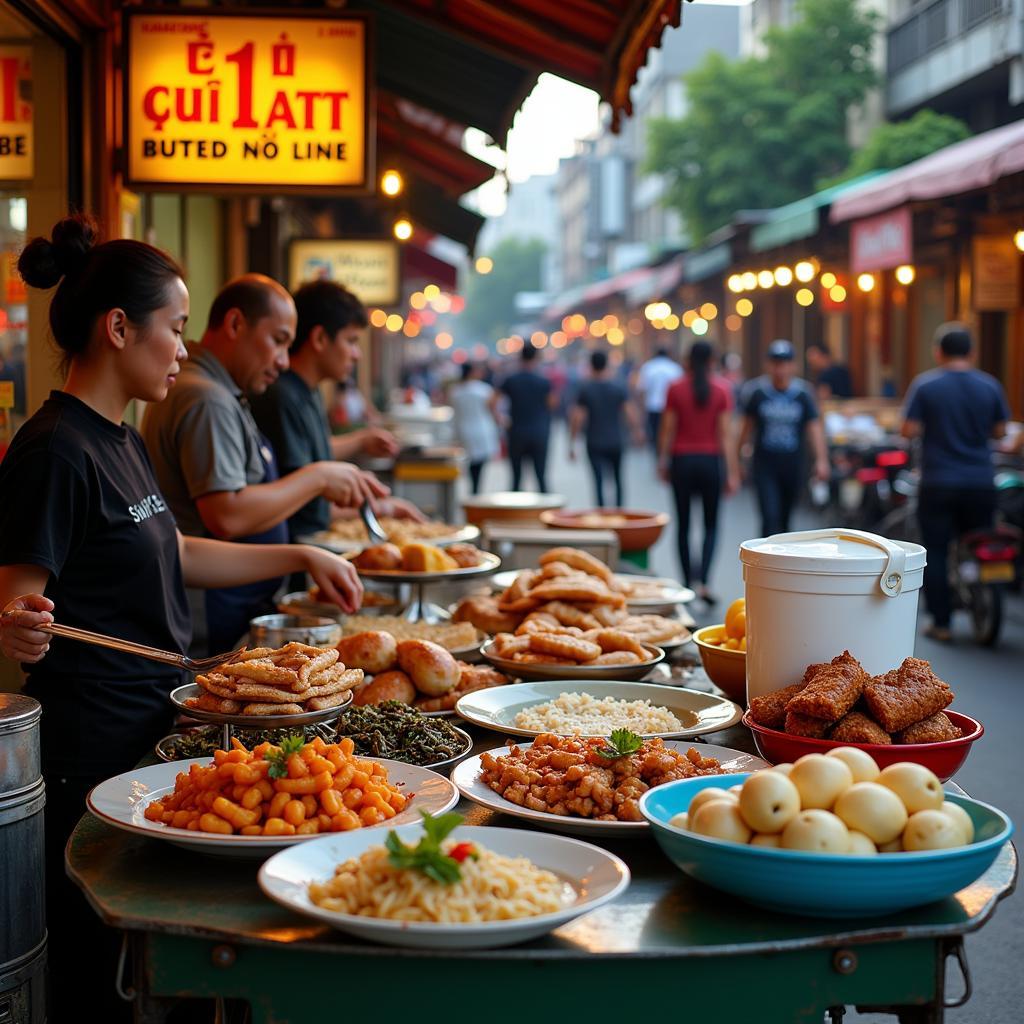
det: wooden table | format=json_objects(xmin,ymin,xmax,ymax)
[{"xmin": 67, "ymin": 707, "xmax": 1016, "ymax": 1024}]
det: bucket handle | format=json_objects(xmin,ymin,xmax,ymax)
[{"xmin": 767, "ymin": 528, "xmax": 906, "ymax": 598}]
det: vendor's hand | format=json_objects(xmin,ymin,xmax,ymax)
[
  {"xmin": 0, "ymin": 594, "xmax": 54, "ymax": 663},
  {"xmin": 357, "ymin": 427, "xmax": 399, "ymax": 459},
  {"xmin": 318, "ymin": 462, "xmax": 389, "ymax": 507},
  {"xmin": 814, "ymin": 457, "xmax": 831, "ymax": 483},
  {"xmin": 301, "ymin": 547, "xmax": 363, "ymax": 614},
  {"xmin": 374, "ymin": 496, "xmax": 428, "ymax": 523}
]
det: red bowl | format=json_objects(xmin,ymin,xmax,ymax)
[{"xmin": 741, "ymin": 710, "xmax": 983, "ymax": 783}]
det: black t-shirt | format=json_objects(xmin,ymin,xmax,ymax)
[
  {"xmin": 576, "ymin": 378, "xmax": 627, "ymax": 449},
  {"xmin": 740, "ymin": 376, "xmax": 819, "ymax": 458},
  {"xmin": 251, "ymin": 369, "xmax": 331, "ymax": 540},
  {"xmin": 0, "ymin": 392, "xmax": 191, "ymax": 773},
  {"xmin": 501, "ymin": 370, "xmax": 552, "ymax": 441},
  {"xmin": 818, "ymin": 363, "xmax": 853, "ymax": 399}
]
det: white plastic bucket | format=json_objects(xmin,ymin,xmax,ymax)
[{"xmin": 739, "ymin": 528, "xmax": 926, "ymax": 703}]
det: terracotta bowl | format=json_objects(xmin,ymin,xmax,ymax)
[
  {"xmin": 692, "ymin": 624, "xmax": 746, "ymax": 703},
  {"xmin": 539, "ymin": 508, "xmax": 669, "ymax": 552},
  {"xmin": 462, "ymin": 492, "xmax": 565, "ymax": 528},
  {"xmin": 742, "ymin": 710, "xmax": 983, "ymax": 783}
]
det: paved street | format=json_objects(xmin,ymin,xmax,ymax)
[{"xmin": 484, "ymin": 424, "xmax": 1022, "ymax": 1022}]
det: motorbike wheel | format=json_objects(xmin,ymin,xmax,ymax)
[{"xmin": 969, "ymin": 584, "xmax": 1003, "ymax": 646}]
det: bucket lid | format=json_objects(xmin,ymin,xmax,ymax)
[
  {"xmin": 740, "ymin": 529, "xmax": 926, "ymax": 596},
  {"xmin": 0, "ymin": 693, "xmax": 41, "ymax": 733}
]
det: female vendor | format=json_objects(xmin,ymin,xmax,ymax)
[{"xmin": 0, "ymin": 216, "xmax": 370, "ymax": 1020}]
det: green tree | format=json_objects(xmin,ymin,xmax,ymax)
[
  {"xmin": 461, "ymin": 235, "xmax": 546, "ymax": 341},
  {"xmin": 827, "ymin": 110, "xmax": 971, "ymax": 185},
  {"xmin": 645, "ymin": 0, "xmax": 881, "ymax": 241}
]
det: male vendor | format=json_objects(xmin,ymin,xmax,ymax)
[{"xmin": 142, "ymin": 274, "xmax": 386, "ymax": 652}]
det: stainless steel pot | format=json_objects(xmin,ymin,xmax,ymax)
[{"xmin": 249, "ymin": 614, "xmax": 342, "ymax": 648}]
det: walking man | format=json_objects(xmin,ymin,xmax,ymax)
[
  {"xmin": 736, "ymin": 339, "xmax": 829, "ymax": 537},
  {"xmin": 635, "ymin": 347, "xmax": 682, "ymax": 447},
  {"xmin": 500, "ymin": 342, "xmax": 556, "ymax": 491}
]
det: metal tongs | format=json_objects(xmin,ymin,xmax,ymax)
[
  {"xmin": 39, "ymin": 622, "xmax": 245, "ymax": 672},
  {"xmin": 359, "ymin": 500, "xmax": 389, "ymax": 545}
]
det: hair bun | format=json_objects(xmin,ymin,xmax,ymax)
[{"xmin": 18, "ymin": 214, "xmax": 98, "ymax": 289}]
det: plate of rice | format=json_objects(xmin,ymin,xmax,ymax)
[
  {"xmin": 454, "ymin": 680, "xmax": 743, "ymax": 739},
  {"xmin": 258, "ymin": 816, "xmax": 629, "ymax": 948}
]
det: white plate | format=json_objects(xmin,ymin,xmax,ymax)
[
  {"xmin": 454, "ymin": 681, "xmax": 742, "ymax": 740},
  {"xmin": 87, "ymin": 758, "xmax": 459, "ymax": 858},
  {"xmin": 489, "ymin": 570, "xmax": 694, "ymax": 608},
  {"xmin": 452, "ymin": 742, "xmax": 767, "ymax": 838},
  {"xmin": 299, "ymin": 524, "xmax": 480, "ymax": 554},
  {"xmin": 258, "ymin": 823, "xmax": 629, "ymax": 948}
]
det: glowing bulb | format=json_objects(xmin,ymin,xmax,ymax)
[
  {"xmin": 795, "ymin": 261, "xmax": 816, "ymax": 283},
  {"xmin": 530, "ymin": 331, "xmax": 547, "ymax": 346},
  {"xmin": 393, "ymin": 218, "xmax": 413, "ymax": 241},
  {"xmin": 725, "ymin": 314, "xmax": 742, "ymax": 331},
  {"xmin": 895, "ymin": 264, "xmax": 915, "ymax": 285},
  {"xmin": 857, "ymin": 273, "xmax": 876, "ymax": 292},
  {"xmin": 369, "ymin": 309, "xmax": 388, "ymax": 328},
  {"xmin": 700, "ymin": 302, "xmax": 718, "ymax": 320},
  {"xmin": 409, "ymin": 292, "xmax": 426, "ymax": 310},
  {"xmin": 727, "ymin": 274, "xmax": 743, "ymax": 293},
  {"xmin": 757, "ymin": 270, "xmax": 774, "ymax": 289},
  {"xmin": 475, "ymin": 256, "xmax": 493, "ymax": 274},
  {"xmin": 829, "ymin": 285, "xmax": 847, "ymax": 302},
  {"xmin": 1015, "ymin": 230, "xmax": 1024, "ymax": 253},
  {"xmin": 606, "ymin": 327, "xmax": 625, "ymax": 345},
  {"xmin": 380, "ymin": 169, "xmax": 403, "ymax": 197},
  {"xmin": 590, "ymin": 320, "xmax": 607, "ymax": 337},
  {"xmin": 385, "ymin": 313, "xmax": 404, "ymax": 332},
  {"xmin": 663, "ymin": 314, "xmax": 680, "ymax": 330},
  {"xmin": 820, "ymin": 271, "xmax": 837, "ymax": 289},
  {"xmin": 681, "ymin": 310, "xmax": 697, "ymax": 328},
  {"xmin": 691, "ymin": 317, "xmax": 709, "ymax": 336},
  {"xmin": 742, "ymin": 272, "xmax": 758, "ymax": 291},
  {"xmin": 435, "ymin": 331, "xmax": 453, "ymax": 350},
  {"xmin": 423, "ymin": 284, "xmax": 440, "ymax": 300},
  {"xmin": 736, "ymin": 298, "xmax": 753, "ymax": 317},
  {"xmin": 795, "ymin": 288, "xmax": 814, "ymax": 307},
  {"xmin": 774, "ymin": 266, "xmax": 793, "ymax": 286}
]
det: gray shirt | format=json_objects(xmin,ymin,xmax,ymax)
[{"xmin": 141, "ymin": 347, "xmax": 267, "ymax": 537}]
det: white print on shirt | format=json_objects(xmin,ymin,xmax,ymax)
[
  {"xmin": 760, "ymin": 395, "xmax": 803, "ymax": 453},
  {"xmin": 128, "ymin": 493, "xmax": 168, "ymax": 523}
]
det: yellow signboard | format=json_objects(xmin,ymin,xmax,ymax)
[
  {"xmin": 0, "ymin": 46, "xmax": 32, "ymax": 181},
  {"xmin": 289, "ymin": 239, "xmax": 401, "ymax": 307},
  {"xmin": 125, "ymin": 11, "xmax": 371, "ymax": 191}
]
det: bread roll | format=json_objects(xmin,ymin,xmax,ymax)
[
  {"xmin": 351, "ymin": 543, "xmax": 403, "ymax": 571},
  {"xmin": 396, "ymin": 639, "xmax": 460, "ymax": 696},
  {"xmin": 336, "ymin": 631, "xmax": 398, "ymax": 674},
  {"xmin": 352, "ymin": 671, "xmax": 416, "ymax": 706}
]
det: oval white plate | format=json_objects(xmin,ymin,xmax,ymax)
[
  {"xmin": 454, "ymin": 681, "xmax": 742, "ymax": 740},
  {"xmin": 87, "ymin": 758, "xmax": 459, "ymax": 858},
  {"xmin": 452, "ymin": 741, "xmax": 767, "ymax": 838},
  {"xmin": 258, "ymin": 823, "xmax": 630, "ymax": 949}
]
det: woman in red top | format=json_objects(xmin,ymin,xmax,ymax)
[{"xmin": 657, "ymin": 342, "xmax": 739, "ymax": 603}]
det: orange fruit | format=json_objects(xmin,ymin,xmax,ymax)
[{"xmin": 724, "ymin": 598, "xmax": 746, "ymax": 638}]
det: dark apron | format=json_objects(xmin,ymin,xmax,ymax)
[{"xmin": 204, "ymin": 433, "xmax": 289, "ymax": 653}]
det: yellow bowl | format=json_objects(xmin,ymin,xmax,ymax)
[{"xmin": 693, "ymin": 624, "xmax": 746, "ymax": 704}]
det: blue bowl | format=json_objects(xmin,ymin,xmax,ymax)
[{"xmin": 639, "ymin": 774, "xmax": 1014, "ymax": 918}]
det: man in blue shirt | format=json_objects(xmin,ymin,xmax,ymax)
[
  {"xmin": 500, "ymin": 343, "xmax": 556, "ymax": 492},
  {"xmin": 901, "ymin": 323, "xmax": 1010, "ymax": 641},
  {"xmin": 737, "ymin": 339, "xmax": 830, "ymax": 537}
]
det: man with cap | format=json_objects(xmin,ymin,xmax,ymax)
[
  {"xmin": 901, "ymin": 322, "xmax": 1010, "ymax": 641},
  {"xmin": 736, "ymin": 339, "xmax": 829, "ymax": 537}
]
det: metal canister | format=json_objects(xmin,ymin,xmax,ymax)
[
  {"xmin": 0, "ymin": 693, "xmax": 45, "ymax": 1023},
  {"xmin": 249, "ymin": 614, "xmax": 342, "ymax": 648}
]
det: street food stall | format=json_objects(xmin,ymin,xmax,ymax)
[{"xmin": 56, "ymin": 526, "xmax": 1016, "ymax": 1023}]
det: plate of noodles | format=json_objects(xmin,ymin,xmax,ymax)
[{"xmin": 258, "ymin": 813, "xmax": 629, "ymax": 948}]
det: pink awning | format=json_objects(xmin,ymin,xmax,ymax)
[{"xmin": 831, "ymin": 120, "xmax": 1024, "ymax": 224}]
